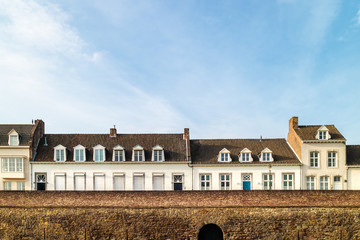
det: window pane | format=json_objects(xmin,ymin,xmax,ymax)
[{"xmin": 2, "ymin": 158, "xmax": 8, "ymax": 172}]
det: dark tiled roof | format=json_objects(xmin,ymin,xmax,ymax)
[
  {"xmin": 34, "ymin": 134, "xmax": 187, "ymax": 162},
  {"xmin": 190, "ymin": 138, "xmax": 300, "ymax": 164},
  {"xmin": 294, "ymin": 125, "xmax": 345, "ymax": 141},
  {"xmin": 346, "ymin": 145, "xmax": 360, "ymax": 165},
  {"xmin": 0, "ymin": 124, "xmax": 34, "ymax": 146}
]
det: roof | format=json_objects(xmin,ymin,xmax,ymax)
[
  {"xmin": 34, "ymin": 133, "xmax": 187, "ymax": 162},
  {"xmin": 294, "ymin": 125, "xmax": 345, "ymax": 141},
  {"xmin": 0, "ymin": 124, "xmax": 34, "ymax": 146},
  {"xmin": 346, "ymin": 145, "xmax": 360, "ymax": 165},
  {"xmin": 190, "ymin": 138, "xmax": 300, "ymax": 164}
]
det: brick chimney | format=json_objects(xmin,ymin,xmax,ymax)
[
  {"xmin": 110, "ymin": 126, "xmax": 117, "ymax": 138},
  {"xmin": 289, "ymin": 116, "xmax": 298, "ymax": 130},
  {"xmin": 183, "ymin": 128, "xmax": 190, "ymax": 162}
]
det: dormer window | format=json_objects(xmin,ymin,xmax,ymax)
[
  {"xmin": 239, "ymin": 148, "xmax": 253, "ymax": 162},
  {"xmin": 73, "ymin": 145, "xmax": 86, "ymax": 162},
  {"xmin": 218, "ymin": 148, "xmax": 232, "ymax": 162},
  {"xmin": 54, "ymin": 144, "xmax": 66, "ymax": 162},
  {"xmin": 113, "ymin": 145, "xmax": 125, "ymax": 162},
  {"xmin": 152, "ymin": 145, "xmax": 165, "ymax": 162},
  {"xmin": 260, "ymin": 148, "xmax": 274, "ymax": 162},
  {"xmin": 8, "ymin": 130, "xmax": 19, "ymax": 146},
  {"xmin": 132, "ymin": 145, "xmax": 145, "ymax": 162},
  {"xmin": 93, "ymin": 145, "xmax": 105, "ymax": 162},
  {"xmin": 316, "ymin": 125, "xmax": 331, "ymax": 140}
]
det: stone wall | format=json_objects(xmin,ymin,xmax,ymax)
[{"xmin": 1, "ymin": 191, "xmax": 360, "ymax": 239}]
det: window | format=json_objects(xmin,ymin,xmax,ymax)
[
  {"xmin": 316, "ymin": 125, "xmax": 331, "ymax": 140},
  {"xmin": 307, "ymin": 176, "xmax": 315, "ymax": 190},
  {"xmin": 283, "ymin": 174, "xmax": 294, "ymax": 190},
  {"xmin": 310, "ymin": 152, "xmax": 319, "ymax": 168},
  {"xmin": 218, "ymin": 148, "xmax": 231, "ymax": 162},
  {"xmin": 133, "ymin": 173, "xmax": 145, "ymax": 190},
  {"xmin": 93, "ymin": 145, "xmax": 105, "ymax": 162},
  {"xmin": 74, "ymin": 173, "xmax": 86, "ymax": 191},
  {"xmin": 113, "ymin": 174, "xmax": 125, "ymax": 190},
  {"xmin": 54, "ymin": 145, "xmax": 66, "ymax": 162},
  {"xmin": 73, "ymin": 145, "xmax": 86, "ymax": 162},
  {"xmin": 4, "ymin": 182, "xmax": 11, "ymax": 190},
  {"xmin": 132, "ymin": 145, "xmax": 145, "ymax": 162},
  {"xmin": 152, "ymin": 145, "xmax": 164, "ymax": 162},
  {"xmin": 113, "ymin": 145, "xmax": 125, "ymax": 162},
  {"xmin": 2, "ymin": 158, "xmax": 23, "ymax": 172},
  {"xmin": 8, "ymin": 130, "xmax": 19, "ymax": 146},
  {"xmin": 239, "ymin": 148, "xmax": 253, "ymax": 162},
  {"xmin": 320, "ymin": 176, "xmax": 329, "ymax": 190},
  {"xmin": 263, "ymin": 174, "xmax": 274, "ymax": 190},
  {"xmin": 328, "ymin": 152, "xmax": 337, "ymax": 168},
  {"xmin": 220, "ymin": 174, "xmax": 231, "ymax": 190},
  {"xmin": 319, "ymin": 131, "xmax": 327, "ymax": 140},
  {"xmin": 17, "ymin": 182, "xmax": 25, "ymax": 190},
  {"xmin": 94, "ymin": 174, "xmax": 105, "ymax": 190},
  {"xmin": 55, "ymin": 174, "xmax": 66, "ymax": 190},
  {"xmin": 200, "ymin": 174, "xmax": 211, "ymax": 190},
  {"xmin": 153, "ymin": 174, "xmax": 164, "ymax": 190},
  {"xmin": 260, "ymin": 148, "xmax": 273, "ymax": 162}
]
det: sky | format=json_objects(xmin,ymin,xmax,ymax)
[{"xmin": 0, "ymin": 0, "xmax": 360, "ymax": 143}]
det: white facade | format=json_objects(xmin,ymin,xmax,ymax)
[
  {"xmin": 192, "ymin": 164, "xmax": 301, "ymax": 190},
  {"xmin": 31, "ymin": 162, "xmax": 192, "ymax": 191}
]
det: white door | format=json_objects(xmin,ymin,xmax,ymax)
[
  {"xmin": 153, "ymin": 175, "xmax": 164, "ymax": 190},
  {"xmin": 94, "ymin": 175, "xmax": 105, "ymax": 190},
  {"xmin": 74, "ymin": 175, "xmax": 85, "ymax": 190},
  {"xmin": 113, "ymin": 175, "xmax": 125, "ymax": 190},
  {"xmin": 334, "ymin": 176, "xmax": 342, "ymax": 190},
  {"xmin": 55, "ymin": 175, "xmax": 66, "ymax": 190}
]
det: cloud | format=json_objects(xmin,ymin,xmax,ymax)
[{"xmin": 356, "ymin": 9, "xmax": 360, "ymax": 25}]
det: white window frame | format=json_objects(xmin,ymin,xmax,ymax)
[
  {"xmin": 133, "ymin": 173, "xmax": 145, "ymax": 190},
  {"xmin": 328, "ymin": 151, "xmax": 337, "ymax": 168},
  {"xmin": 151, "ymin": 145, "xmax": 165, "ymax": 162},
  {"xmin": 217, "ymin": 148, "xmax": 232, "ymax": 162},
  {"xmin": 200, "ymin": 174, "xmax": 211, "ymax": 190},
  {"xmin": 239, "ymin": 148, "xmax": 253, "ymax": 162},
  {"xmin": 8, "ymin": 129, "xmax": 19, "ymax": 146},
  {"xmin": 113, "ymin": 145, "xmax": 125, "ymax": 162},
  {"xmin": 2, "ymin": 157, "xmax": 23, "ymax": 172},
  {"xmin": 219, "ymin": 173, "xmax": 231, "ymax": 190},
  {"xmin": 74, "ymin": 172, "xmax": 86, "ymax": 191},
  {"xmin": 320, "ymin": 176, "xmax": 329, "ymax": 190},
  {"xmin": 310, "ymin": 151, "xmax": 319, "ymax": 168},
  {"xmin": 54, "ymin": 173, "xmax": 67, "ymax": 191},
  {"xmin": 73, "ymin": 144, "xmax": 86, "ymax": 162},
  {"xmin": 4, "ymin": 182, "xmax": 12, "ymax": 190},
  {"xmin": 263, "ymin": 173, "xmax": 274, "ymax": 190},
  {"xmin": 93, "ymin": 145, "xmax": 106, "ymax": 162},
  {"xmin": 282, "ymin": 173, "xmax": 294, "ymax": 190},
  {"xmin": 316, "ymin": 125, "xmax": 331, "ymax": 140},
  {"xmin": 54, "ymin": 144, "xmax": 66, "ymax": 162},
  {"xmin": 152, "ymin": 173, "xmax": 165, "ymax": 190},
  {"xmin": 17, "ymin": 182, "xmax": 25, "ymax": 190},
  {"xmin": 259, "ymin": 148, "xmax": 273, "ymax": 162},
  {"xmin": 113, "ymin": 173, "xmax": 125, "ymax": 190},
  {"xmin": 306, "ymin": 176, "xmax": 315, "ymax": 190},
  {"xmin": 132, "ymin": 145, "xmax": 145, "ymax": 162}
]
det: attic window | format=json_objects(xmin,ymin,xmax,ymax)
[
  {"xmin": 152, "ymin": 145, "xmax": 165, "ymax": 162},
  {"xmin": 113, "ymin": 145, "xmax": 125, "ymax": 162},
  {"xmin": 132, "ymin": 145, "xmax": 145, "ymax": 162},
  {"xmin": 8, "ymin": 130, "xmax": 19, "ymax": 146},
  {"xmin": 54, "ymin": 145, "xmax": 66, "ymax": 162},
  {"xmin": 93, "ymin": 145, "xmax": 106, "ymax": 162},
  {"xmin": 259, "ymin": 148, "xmax": 274, "ymax": 162},
  {"xmin": 73, "ymin": 145, "xmax": 86, "ymax": 162},
  {"xmin": 239, "ymin": 148, "xmax": 253, "ymax": 162},
  {"xmin": 218, "ymin": 148, "xmax": 232, "ymax": 162},
  {"xmin": 316, "ymin": 126, "xmax": 331, "ymax": 140}
]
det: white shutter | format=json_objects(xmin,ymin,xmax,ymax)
[
  {"xmin": 94, "ymin": 175, "xmax": 105, "ymax": 190},
  {"xmin": 153, "ymin": 175, "xmax": 164, "ymax": 190},
  {"xmin": 133, "ymin": 175, "xmax": 144, "ymax": 190},
  {"xmin": 55, "ymin": 175, "xmax": 66, "ymax": 190},
  {"xmin": 74, "ymin": 174, "xmax": 85, "ymax": 190},
  {"xmin": 113, "ymin": 175, "xmax": 125, "ymax": 190}
]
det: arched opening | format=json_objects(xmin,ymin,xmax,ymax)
[{"xmin": 198, "ymin": 224, "xmax": 223, "ymax": 240}]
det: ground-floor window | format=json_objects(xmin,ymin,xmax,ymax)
[
  {"xmin": 306, "ymin": 176, "xmax": 315, "ymax": 190},
  {"xmin": 17, "ymin": 182, "xmax": 25, "ymax": 190},
  {"xmin": 113, "ymin": 174, "xmax": 125, "ymax": 190},
  {"xmin": 153, "ymin": 174, "xmax": 164, "ymax": 190},
  {"xmin": 3, "ymin": 182, "xmax": 11, "ymax": 190},
  {"xmin": 263, "ymin": 174, "xmax": 274, "ymax": 190},
  {"xmin": 94, "ymin": 174, "xmax": 105, "ymax": 190},
  {"xmin": 200, "ymin": 174, "xmax": 211, "ymax": 190},
  {"xmin": 220, "ymin": 174, "xmax": 231, "ymax": 190},
  {"xmin": 74, "ymin": 173, "xmax": 86, "ymax": 190},
  {"xmin": 320, "ymin": 176, "xmax": 329, "ymax": 190},
  {"xmin": 283, "ymin": 173, "xmax": 294, "ymax": 190},
  {"xmin": 133, "ymin": 173, "xmax": 145, "ymax": 190}
]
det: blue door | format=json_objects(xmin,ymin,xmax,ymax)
[{"xmin": 243, "ymin": 181, "xmax": 251, "ymax": 190}]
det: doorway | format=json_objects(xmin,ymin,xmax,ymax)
[{"xmin": 198, "ymin": 224, "xmax": 223, "ymax": 240}]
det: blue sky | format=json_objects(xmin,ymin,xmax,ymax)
[{"xmin": 0, "ymin": 0, "xmax": 360, "ymax": 143}]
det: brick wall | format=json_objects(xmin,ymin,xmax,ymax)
[{"xmin": 1, "ymin": 191, "xmax": 360, "ymax": 239}]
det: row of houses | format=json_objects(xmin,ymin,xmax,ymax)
[{"xmin": 1, "ymin": 117, "xmax": 360, "ymax": 191}]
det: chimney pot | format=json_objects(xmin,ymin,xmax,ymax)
[{"xmin": 110, "ymin": 127, "xmax": 117, "ymax": 137}]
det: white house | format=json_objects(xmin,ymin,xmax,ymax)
[
  {"xmin": 190, "ymin": 138, "xmax": 302, "ymax": 190},
  {"xmin": 287, "ymin": 117, "xmax": 347, "ymax": 190},
  {"xmin": 31, "ymin": 127, "xmax": 192, "ymax": 191},
  {"xmin": 0, "ymin": 120, "xmax": 44, "ymax": 190}
]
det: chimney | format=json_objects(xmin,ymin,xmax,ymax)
[
  {"xmin": 183, "ymin": 128, "xmax": 190, "ymax": 162},
  {"xmin": 110, "ymin": 125, "xmax": 117, "ymax": 138},
  {"xmin": 289, "ymin": 116, "xmax": 298, "ymax": 130}
]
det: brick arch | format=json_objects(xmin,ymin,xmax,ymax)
[{"xmin": 198, "ymin": 223, "xmax": 223, "ymax": 240}]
